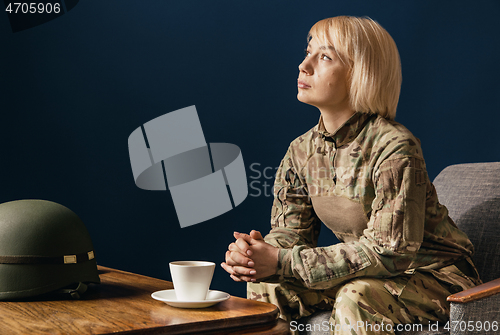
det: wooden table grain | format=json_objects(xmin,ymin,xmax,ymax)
[{"xmin": 0, "ymin": 266, "xmax": 290, "ymax": 334}]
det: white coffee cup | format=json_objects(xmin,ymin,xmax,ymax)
[{"xmin": 169, "ymin": 261, "xmax": 215, "ymax": 301}]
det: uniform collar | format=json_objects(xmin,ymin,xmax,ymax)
[{"xmin": 317, "ymin": 112, "xmax": 375, "ymax": 147}]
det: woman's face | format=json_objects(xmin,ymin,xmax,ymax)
[{"xmin": 297, "ymin": 37, "xmax": 351, "ymax": 114}]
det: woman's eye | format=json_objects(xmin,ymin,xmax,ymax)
[
  {"xmin": 304, "ymin": 50, "xmax": 311, "ymax": 58},
  {"xmin": 321, "ymin": 54, "xmax": 332, "ymax": 61}
]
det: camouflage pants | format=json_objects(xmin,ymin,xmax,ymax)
[{"xmin": 248, "ymin": 272, "xmax": 453, "ymax": 335}]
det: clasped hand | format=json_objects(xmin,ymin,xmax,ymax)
[{"xmin": 221, "ymin": 230, "xmax": 279, "ymax": 282}]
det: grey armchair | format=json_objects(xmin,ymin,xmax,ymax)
[{"xmin": 297, "ymin": 162, "xmax": 500, "ymax": 335}]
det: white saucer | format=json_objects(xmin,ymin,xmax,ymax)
[{"xmin": 151, "ymin": 289, "xmax": 230, "ymax": 308}]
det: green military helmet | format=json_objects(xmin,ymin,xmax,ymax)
[{"xmin": 0, "ymin": 199, "xmax": 100, "ymax": 300}]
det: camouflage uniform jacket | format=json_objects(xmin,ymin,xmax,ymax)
[{"xmin": 264, "ymin": 112, "xmax": 478, "ymax": 290}]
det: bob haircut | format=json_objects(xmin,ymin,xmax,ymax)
[{"xmin": 308, "ymin": 16, "xmax": 402, "ymax": 120}]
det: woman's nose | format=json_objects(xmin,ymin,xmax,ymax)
[{"xmin": 298, "ymin": 58, "xmax": 312, "ymax": 74}]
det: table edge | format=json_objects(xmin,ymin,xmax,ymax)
[{"xmin": 97, "ymin": 265, "xmax": 281, "ymax": 334}]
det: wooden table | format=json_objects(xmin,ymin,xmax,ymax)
[{"xmin": 0, "ymin": 266, "xmax": 290, "ymax": 334}]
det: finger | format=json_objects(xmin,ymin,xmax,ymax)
[
  {"xmin": 228, "ymin": 250, "xmax": 254, "ymax": 267},
  {"xmin": 220, "ymin": 262, "xmax": 252, "ymax": 281},
  {"xmin": 236, "ymin": 275, "xmax": 256, "ymax": 282},
  {"xmin": 225, "ymin": 250, "xmax": 237, "ymax": 265},
  {"xmin": 226, "ymin": 258, "xmax": 254, "ymax": 267},
  {"xmin": 224, "ymin": 265, "xmax": 255, "ymax": 283},
  {"xmin": 220, "ymin": 262, "xmax": 236, "ymax": 276},
  {"xmin": 228, "ymin": 242, "xmax": 251, "ymax": 259},
  {"xmin": 250, "ymin": 230, "xmax": 264, "ymax": 240},
  {"xmin": 231, "ymin": 265, "xmax": 257, "ymax": 277},
  {"xmin": 235, "ymin": 237, "xmax": 253, "ymax": 256},
  {"xmin": 226, "ymin": 250, "xmax": 244, "ymax": 266},
  {"xmin": 231, "ymin": 273, "xmax": 255, "ymax": 282},
  {"xmin": 230, "ymin": 274, "xmax": 256, "ymax": 283},
  {"xmin": 225, "ymin": 250, "xmax": 247, "ymax": 266},
  {"xmin": 228, "ymin": 242, "xmax": 244, "ymax": 254},
  {"xmin": 234, "ymin": 231, "xmax": 251, "ymax": 242},
  {"xmin": 226, "ymin": 255, "xmax": 252, "ymax": 267},
  {"xmin": 236, "ymin": 233, "xmax": 253, "ymax": 244},
  {"xmin": 230, "ymin": 274, "xmax": 244, "ymax": 282}
]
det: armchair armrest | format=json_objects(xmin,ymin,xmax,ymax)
[
  {"xmin": 447, "ymin": 278, "xmax": 500, "ymax": 303},
  {"xmin": 447, "ymin": 279, "xmax": 500, "ymax": 335}
]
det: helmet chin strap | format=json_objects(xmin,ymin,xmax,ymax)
[{"xmin": 55, "ymin": 282, "xmax": 88, "ymax": 299}]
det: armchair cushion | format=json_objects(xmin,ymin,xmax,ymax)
[{"xmin": 433, "ymin": 162, "xmax": 500, "ymax": 283}]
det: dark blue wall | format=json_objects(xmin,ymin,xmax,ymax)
[{"xmin": 1, "ymin": 1, "xmax": 499, "ymax": 298}]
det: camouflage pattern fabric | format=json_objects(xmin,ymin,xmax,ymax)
[
  {"xmin": 248, "ymin": 270, "xmax": 453, "ymax": 334},
  {"xmin": 251, "ymin": 112, "xmax": 481, "ymax": 333}
]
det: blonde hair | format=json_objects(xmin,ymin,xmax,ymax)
[{"xmin": 308, "ymin": 16, "xmax": 402, "ymax": 120}]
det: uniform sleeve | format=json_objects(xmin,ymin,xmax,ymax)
[
  {"xmin": 274, "ymin": 153, "xmax": 429, "ymax": 290},
  {"xmin": 263, "ymin": 147, "xmax": 321, "ymax": 251}
]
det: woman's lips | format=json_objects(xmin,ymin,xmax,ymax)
[{"xmin": 297, "ymin": 80, "xmax": 311, "ymax": 88}]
